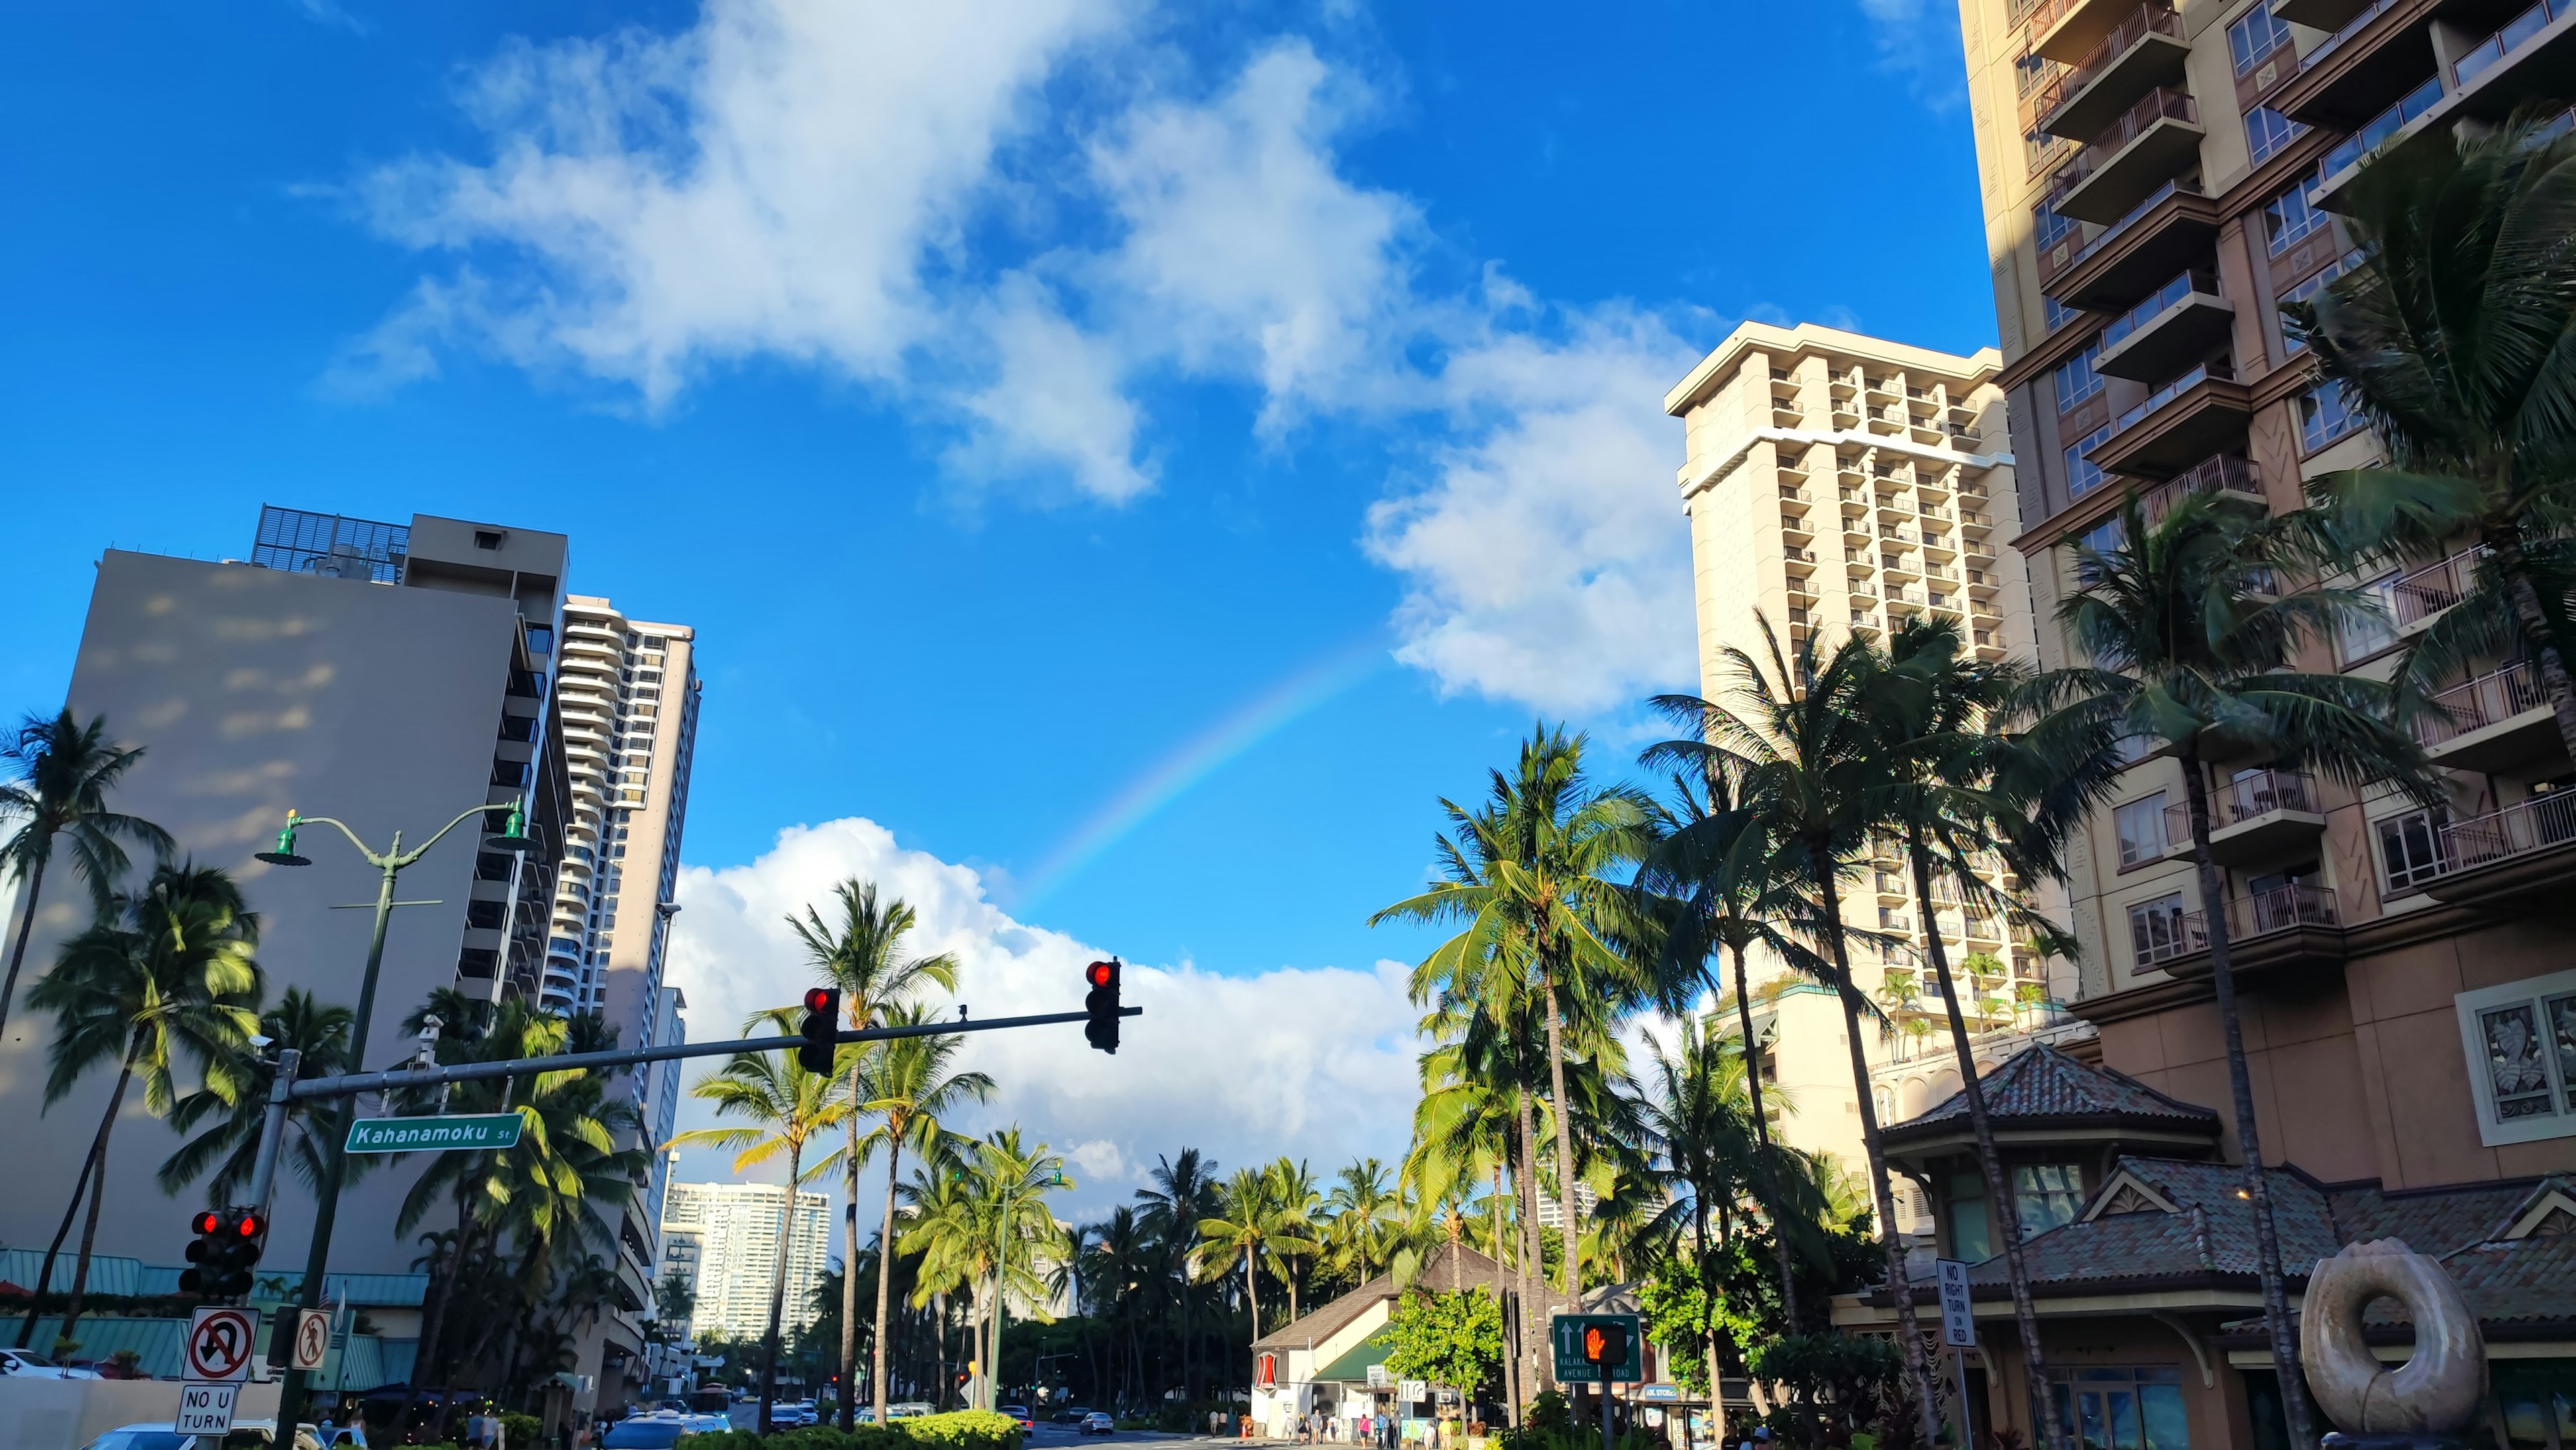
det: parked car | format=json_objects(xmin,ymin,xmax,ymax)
[
  {"xmin": 886, "ymin": 1402, "xmax": 934, "ymax": 1420},
  {"xmin": 600, "ymin": 1417, "xmax": 714, "ymax": 1449},
  {"xmin": 4, "ymin": 1347, "xmax": 104, "ymax": 1379},
  {"xmin": 1080, "ymin": 1411, "xmax": 1116, "ymax": 1436},
  {"xmin": 80, "ymin": 1423, "xmax": 331, "ymax": 1450},
  {"xmin": 1004, "ymin": 1404, "xmax": 1034, "ymax": 1433}
]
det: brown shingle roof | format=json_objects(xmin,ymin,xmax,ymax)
[
  {"xmin": 1886, "ymin": 1044, "xmax": 2220, "ymax": 1144},
  {"xmin": 1250, "ymin": 1243, "xmax": 1509, "ymax": 1351}
]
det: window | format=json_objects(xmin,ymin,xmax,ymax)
[
  {"xmin": 1946, "ymin": 1170, "xmax": 1994, "ymax": 1262},
  {"xmin": 2050, "ymin": 1368, "xmax": 2191, "ymax": 1450},
  {"xmin": 2043, "ymin": 294, "xmax": 2085, "ymax": 333},
  {"xmin": 2265, "ymin": 176, "xmax": 2331, "ymax": 256},
  {"xmin": 2129, "ymin": 892, "xmax": 2188, "ymax": 965},
  {"xmin": 2245, "ymin": 105, "xmax": 2308, "ymax": 164},
  {"xmin": 2015, "ymin": 1164, "xmax": 2086, "ymax": 1235},
  {"xmin": 2457, "ymin": 967, "xmax": 2576, "ymax": 1145},
  {"xmin": 2116, "ymin": 793, "xmax": 2169, "ymax": 867},
  {"xmin": 2378, "ymin": 808, "xmax": 2448, "ymax": 892},
  {"xmin": 2301, "ymin": 380, "xmax": 2366, "ymax": 452},
  {"xmin": 2079, "ymin": 515, "xmax": 2127, "ymax": 554},
  {"xmin": 2035, "ymin": 199, "xmax": 2081, "ymax": 251},
  {"xmin": 2053, "ymin": 339, "xmax": 2104, "ymax": 413},
  {"xmin": 2337, "ymin": 571, "xmax": 2400, "ymax": 663},
  {"xmin": 2229, "ymin": 5, "xmax": 2294, "ymax": 73},
  {"xmin": 2067, "ymin": 423, "xmax": 2114, "ymax": 498},
  {"xmin": 473, "ymin": 529, "xmax": 504, "ymax": 550},
  {"xmin": 2112, "ymin": 733, "xmax": 2157, "ymax": 767}
]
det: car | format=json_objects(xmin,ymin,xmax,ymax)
[
  {"xmin": 80, "ymin": 1423, "xmax": 334, "ymax": 1450},
  {"xmin": 796, "ymin": 1398, "xmax": 820, "ymax": 1425},
  {"xmin": 5, "ymin": 1347, "xmax": 104, "ymax": 1379},
  {"xmin": 1005, "ymin": 1404, "xmax": 1035, "ymax": 1433},
  {"xmin": 887, "ymin": 1402, "xmax": 934, "ymax": 1420},
  {"xmin": 1080, "ymin": 1412, "xmax": 1116, "ymax": 1436},
  {"xmin": 599, "ymin": 1418, "xmax": 714, "ymax": 1449}
]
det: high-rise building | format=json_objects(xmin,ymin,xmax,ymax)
[
  {"xmin": 657, "ymin": 1221, "xmax": 706, "ymax": 1345},
  {"xmin": 1664, "ymin": 322, "xmax": 2088, "ymax": 1241},
  {"xmin": 661, "ymin": 1182, "xmax": 833, "ymax": 1343},
  {"xmin": 0, "ymin": 507, "xmax": 570, "ymax": 1278}
]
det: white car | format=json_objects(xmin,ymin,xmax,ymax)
[
  {"xmin": 887, "ymin": 1402, "xmax": 935, "ymax": 1420},
  {"xmin": 3, "ymin": 1347, "xmax": 103, "ymax": 1379},
  {"xmin": 1080, "ymin": 1412, "xmax": 1116, "ymax": 1436},
  {"xmin": 80, "ymin": 1423, "xmax": 331, "ymax": 1450}
]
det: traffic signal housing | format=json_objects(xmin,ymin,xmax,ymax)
[
  {"xmin": 798, "ymin": 988, "xmax": 841, "ymax": 1073},
  {"xmin": 1083, "ymin": 959, "xmax": 1121, "ymax": 1054},
  {"xmin": 1582, "ymin": 1321, "xmax": 1630, "ymax": 1378},
  {"xmin": 180, "ymin": 1209, "xmax": 266, "ymax": 1298}
]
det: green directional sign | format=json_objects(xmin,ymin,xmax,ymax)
[
  {"xmin": 1550, "ymin": 1313, "xmax": 1643, "ymax": 1384},
  {"xmin": 345, "ymin": 1113, "xmax": 522, "ymax": 1154}
]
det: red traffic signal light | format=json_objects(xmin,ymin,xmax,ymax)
[
  {"xmin": 233, "ymin": 1213, "xmax": 261, "ymax": 1238},
  {"xmin": 180, "ymin": 1208, "xmax": 267, "ymax": 1300},
  {"xmin": 798, "ymin": 988, "xmax": 841, "ymax": 1073},
  {"xmin": 193, "ymin": 1211, "xmax": 223, "ymax": 1236},
  {"xmin": 1083, "ymin": 959, "xmax": 1121, "ymax": 1054}
]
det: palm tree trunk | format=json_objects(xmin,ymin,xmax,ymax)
[
  {"xmin": 1492, "ymin": 1162, "xmax": 1521, "ymax": 1430},
  {"xmin": 0, "ymin": 852, "xmax": 48, "ymax": 1040},
  {"xmin": 874, "ymin": 1140, "xmax": 903, "ymax": 1425},
  {"xmin": 1513, "ymin": 1095, "xmax": 1545, "ymax": 1395},
  {"xmin": 2487, "ymin": 531, "xmax": 2576, "ymax": 760},
  {"xmin": 1179, "ymin": 1254, "xmax": 1195, "ymax": 1404},
  {"xmin": 990, "ymin": 1264, "xmax": 1009, "ymax": 1412},
  {"xmin": 60, "ymin": 1061, "xmax": 134, "ymax": 1339},
  {"xmin": 2180, "ymin": 761, "xmax": 2318, "ymax": 1450},
  {"xmin": 760, "ymin": 1144, "xmax": 801, "ymax": 1435},
  {"xmin": 843, "ymin": 1064, "xmax": 865, "ymax": 1431},
  {"xmin": 17, "ymin": 1094, "xmax": 106, "ymax": 1348},
  {"xmin": 397, "ymin": 1205, "xmax": 476, "ymax": 1435},
  {"xmin": 1728, "ymin": 942, "xmax": 1803, "ymax": 1337},
  {"xmin": 1242, "ymin": 1249, "xmax": 1260, "ymax": 1388},
  {"xmin": 1811, "ymin": 852, "xmax": 1941, "ymax": 1447},
  {"xmin": 1540, "ymin": 978, "xmax": 1581, "ymax": 1302},
  {"xmin": 1908, "ymin": 838, "xmax": 2068, "ymax": 1450}
]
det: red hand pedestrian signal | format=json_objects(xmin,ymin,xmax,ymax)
[{"xmin": 1083, "ymin": 960, "xmax": 1121, "ymax": 1054}]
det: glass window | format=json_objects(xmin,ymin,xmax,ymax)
[
  {"xmin": 2116, "ymin": 792, "xmax": 2169, "ymax": 867},
  {"xmin": 2015, "ymin": 1163, "xmax": 2086, "ymax": 1235},
  {"xmin": 2301, "ymin": 380, "xmax": 2366, "ymax": 452},
  {"xmin": 2035, "ymin": 199, "xmax": 2081, "ymax": 250},
  {"xmin": 1947, "ymin": 1170, "xmax": 1994, "ymax": 1262},
  {"xmin": 2266, "ymin": 176, "xmax": 2331, "ymax": 256},
  {"xmin": 2054, "ymin": 339, "xmax": 2105, "ymax": 413},
  {"xmin": 2229, "ymin": 5, "xmax": 2294, "ymax": 73},
  {"xmin": 2277, "ymin": 250, "xmax": 2365, "ymax": 354},
  {"xmin": 2378, "ymin": 810, "xmax": 2447, "ymax": 892},
  {"xmin": 2078, "ymin": 515, "xmax": 2127, "ymax": 555},
  {"xmin": 2067, "ymin": 424, "xmax": 2114, "ymax": 498},
  {"xmin": 2044, "ymin": 294, "xmax": 2085, "ymax": 333},
  {"xmin": 2337, "ymin": 571, "xmax": 2400, "ymax": 663},
  {"xmin": 2053, "ymin": 1368, "xmax": 2190, "ymax": 1450},
  {"xmin": 2245, "ymin": 105, "xmax": 2307, "ymax": 165},
  {"xmin": 2129, "ymin": 893, "xmax": 2188, "ymax": 966}
]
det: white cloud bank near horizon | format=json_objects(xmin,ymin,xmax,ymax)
[
  {"xmin": 331, "ymin": 0, "xmax": 1703, "ymax": 715},
  {"xmin": 662, "ymin": 816, "xmax": 1423, "ymax": 1229}
]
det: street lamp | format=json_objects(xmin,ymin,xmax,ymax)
[{"xmin": 254, "ymin": 803, "xmax": 532, "ymax": 1429}]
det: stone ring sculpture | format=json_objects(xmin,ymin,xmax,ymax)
[{"xmin": 2300, "ymin": 1238, "xmax": 2487, "ymax": 1436}]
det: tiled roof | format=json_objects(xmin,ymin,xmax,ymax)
[{"xmin": 1889, "ymin": 1044, "xmax": 2220, "ymax": 1139}]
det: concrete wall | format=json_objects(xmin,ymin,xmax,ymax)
[{"xmin": 0, "ymin": 1375, "xmax": 284, "ymax": 1450}]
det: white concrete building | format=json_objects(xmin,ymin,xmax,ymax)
[{"xmin": 661, "ymin": 1182, "xmax": 833, "ymax": 1342}]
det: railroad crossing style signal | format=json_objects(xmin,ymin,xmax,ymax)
[
  {"xmin": 180, "ymin": 1209, "xmax": 266, "ymax": 1299},
  {"xmin": 1083, "ymin": 959, "xmax": 1121, "ymax": 1054},
  {"xmin": 798, "ymin": 987, "xmax": 841, "ymax": 1073}
]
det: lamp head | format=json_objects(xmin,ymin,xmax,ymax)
[
  {"xmin": 484, "ymin": 805, "xmax": 533, "ymax": 854},
  {"xmin": 254, "ymin": 810, "xmax": 311, "ymax": 867}
]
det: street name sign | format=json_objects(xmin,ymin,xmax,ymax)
[
  {"xmin": 178, "ymin": 1382, "xmax": 238, "ymax": 1437},
  {"xmin": 184, "ymin": 1306, "xmax": 256, "ymax": 1382},
  {"xmin": 345, "ymin": 1113, "xmax": 522, "ymax": 1154},
  {"xmin": 1550, "ymin": 1313, "xmax": 1643, "ymax": 1384},
  {"xmin": 1934, "ymin": 1259, "xmax": 1975, "ymax": 1348}
]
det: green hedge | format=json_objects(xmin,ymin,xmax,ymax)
[{"xmin": 682, "ymin": 1411, "xmax": 1023, "ymax": 1450}]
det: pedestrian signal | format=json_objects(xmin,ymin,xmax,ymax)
[
  {"xmin": 799, "ymin": 987, "xmax": 841, "ymax": 1072},
  {"xmin": 1083, "ymin": 959, "xmax": 1120, "ymax": 1054}
]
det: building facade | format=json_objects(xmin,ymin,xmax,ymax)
[
  {"xmin": 0, "ymin": 506, "xmax": 569, "ymax": 1279},
  {"xmin": 660, "ymin": 1182, "xmax": 833, "ymax": 1343},
  {"xmin": 1664, "ymin": 321, "xmax": 2084, "ymax": 1242}
]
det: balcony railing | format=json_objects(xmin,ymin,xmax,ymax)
[
  {"xmin": 2180, "ymin": 883, "xmax": 2341, "ymax": 952},
  {"xmin": 2444, "ymin": 790, "xmax": 2576, "ymax": 873},
  {"xmin": 2323, "ymin": 75, "xmax": 2447, "ymax": 178},
  {"xmin": 2047, "ymin": 87, "xmax": 2199, "ymax": 207},
  {"xmin": 2306, "ymin": 0, "xmax": 2399, "ymax": 70},
  {"xmin": 2111, "ymin": 359, "xmax": 2234, "ymax": 434},
  {"xmin": 2391, "ymin": 545, "xmax": 2485, "ymax": 628},
  {"xmin": 2034, "ymin": 3, "xmax": 2186, "ymax": 129},
  {"xmin": 2161, "ymin": 769, "xmax": 2318, "ymax": 844},
  {"xmin": 2139, "ymin": 453, "xmax": 2262, "ymax": 525},
  {"xmin": 2051, "ymin": 178, "xmax": 2205, "ymax": 282},
  {"xmin": 2100, "ymin": 268, "xmax": 2220, "ymax": 353},
  {"xmin": 2410, "ymin": 661, "xmax": 2548, "ymax": 749},
  {"xmin": 2458, "ymin": 0, "xmax": 2569, "ymax": 87}
]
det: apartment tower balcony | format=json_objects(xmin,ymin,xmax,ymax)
[
  {"xmin": 2040, "ymin": 180, "xmax": 2222, "ymax": 313},
  {"xmin": 2269, "ymin": 0, "xmax": 2442, "ymax": 129},
  {"xmin": 2087, "ymin": 361, "xmax": 2255, "ymax": 477},
  {"xmin": 2408, "ymin": 661, "xmax": 2566, "ymax": 772},
  {"xmin": 2419, "ymin": 789, "xmax": 2576, "ymax": 910},
  {"xmin": 2094, "ymin": 269, "xmax": 2233, "ymax": 381},
  {"xmin": 2034, "ymin": 5, "xmax": 2191, "ymax": 141},
  {"xmin": 2143, "ymin": 883, "xmax": 2347, "ymax": 977},
  {"xmin": 2045, "ymin": 87, "xmax": 2206, "ymax": 225}
]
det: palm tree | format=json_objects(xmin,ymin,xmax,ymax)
[
  {"xmin": 2027, "ymin": 496, "xmax": 2439, "ymax": 1450},
  {"xmin": 1196, "ymin": 1166, "xmax": 1281, "ymax": 1370},
  {"xmin": 158, "ymin": 987, "xmax": 356, "ymax": 1205},
  {"xmin": 1077, "ymin": 1207, "xmax": 1155, "ymax": 1408},
  {"xmin": 672, "ymin": 1012, "xmax": 855, "ymax": 1433},
  {"xmin": 793, "ymin": 880, "xmax": 961, "ymax": 1430},
  {"xmin": 2290, "ymin": 117, "xmax": 2576, "ymax": 756},
  {"xmin": 1648, "ymin": 618, "xmax": 1939, "ymax": 1445},
  {"xmin": 1324, "ymin": 1159, "xmax": 1404, "ymax": 1286},
  {"xmin": 1262, "ymin": 1158, "xmax": 1324, "ymax": 1326},
  {"xmin": 1371, "ymin": 725, "xmax": 1656, "ymax": 1310},
  {"xmin": 24, "ymin": 861, "xmax": 262, "ymax": 1342},
  {"xmin": 1629, "ymin": 1012, "xmax": 1768, "ymax": 1402},
  {"xmin": 968, "ymin": 1129, "xmax": 1072, "ymax": 1410},
  {"xmin": 852, "ymin": 1001, "xmax": 993, "ymax": 1421},
  {"xmin": 1135, "ymin": 1149, "xmax": 1221, "ymax": 1401},
  {"xmin": 0, "ymin": 710, "xmax": 171, "ymax": 1038}
]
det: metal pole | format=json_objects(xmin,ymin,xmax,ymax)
[
  {"xmin": 1602, "ymin": 1374, "xmax": 1615, "ymax": 1450},
  {"xmin": 245, "ymin": 1048, "xmax": 300, "ymax": 1215},
  {"xmin": 1955, "ymin": 1350, "xmax": 1973, "ymax": 1450},
  {"xmin": 277, "ymin": 852, "xmax": 400, "ymax": 1433}
]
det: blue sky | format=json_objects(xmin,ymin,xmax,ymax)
[{"xmin": 3, "ymin": 0, "xmax": 2000, "ymax": 1213}]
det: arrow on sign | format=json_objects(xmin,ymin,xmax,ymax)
[{"xmin": 185, "ymin": 1306, "xmax": 256, "ymax": 1382}]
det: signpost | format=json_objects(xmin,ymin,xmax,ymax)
[
  {"xmin": 178, "ymin": 1381, "xmax": 238, "ymax": 1439},
  {"xmin": 345, "ymin": 1113, "xmax": 523, "ymax": 1154},
  {"xmin": 1935, "ymin": 1260, "xmax": 1976, "ymax": 1447}
]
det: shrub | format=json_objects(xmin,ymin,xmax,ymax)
[
  {"xmin": 681, "ymin": 1412, "xmax": 1021, "ymax": 1450},
  {"xmin": 502, "ymin": 1411, "xmax": 543, "ymax": 1445}
]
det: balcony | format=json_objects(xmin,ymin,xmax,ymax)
[
  {"xmin": 2027, "ymin": 0, "xmax": 2149, "ymax": 62},
  {"xmin": 2148, "ymin": 883, "xmax": 2346, "ymax": 977},
  {"xmin": 2449, "ymin": 0, "xmax": 2576, "ymax": 116},
  {"xmin": 2038, "ymin": 5, "xmax": 2192, "ymax": 140},
  {"xmin": 2410, "ymin": 661, "xmax": 2564, "ymax": 771},
  {"xmin": 2271, "ymin": 0, "xmax": 2440, "ymax": 129},
  {"xmin": 2272, "ymin": 0, "xmax": 2378, "ymax": 30},
  {"xmin": 2042, "ymin": 180, "xmax": 2222, "ymax": 313},
  {"xmin": 2096, "ymin": 270, "xmax": 2234, "ymax": 381},
  {"xmin": 2140, "ymin": 453, "xmax": 2265, "ymax": 526},
  {"xmin": 2163, "ymin": 770, "xmax": 2326, "ymax": 866},
  {"xmin": 2088, "ymin": 361, "xmax": 2256, "ymax": 478},
  {"xmin": 2422, "ymin": 790, "xmax": 2576, "ymax": 909},
  {"xmin": 2047, "ymin": 88, "xmax": 2206, "ymax": 225},
  {"xmin": 2391, "ymin": 545, "xmax": 2484, "ymax": 632},
  {"xmin": 2316, "ymin": 75, "xmax": 2449, "ymax": 209}
]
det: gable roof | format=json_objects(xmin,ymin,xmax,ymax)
[
  {"xmin": 1251, "ymin": 1243, "xmax": 1509, "ymax": 1352},
  {"xmin": 1884, "ymin": 1044, "xmax": 2222, "ymax": 1148}
]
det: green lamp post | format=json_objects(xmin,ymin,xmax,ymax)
[{"xmin": 255, "ymin": 803, "xmax": 533, "ymax": 1427}]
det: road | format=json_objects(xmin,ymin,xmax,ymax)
[{"xmin": 1026, "ymin": 1427, "xmax": 1281, "ymax": 1449}]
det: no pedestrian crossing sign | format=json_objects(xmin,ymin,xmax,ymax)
[
  {"xmin": 345, "ymin": 1113, "xmax": 523, "ymax": 1154},
  {"xmin": 291, "ymin": 1308, "xmax": 333, "ymax": 1372}
]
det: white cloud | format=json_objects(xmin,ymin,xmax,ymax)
[
  {"xmin": 1852, "ymin": 0, "xmax": 1968, "ymax": 109},
  {"xmin": 663, "ymin": 818, "xmax": 1421, "ymax": 1229}
]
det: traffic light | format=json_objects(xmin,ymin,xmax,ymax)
[
  {"xmin": 1083, "ymin": 959, "xmax": 1121, "ymax": 1054},
  {"xmin": 798, "ymin": 988, "xmax": 841, "ymax": 1073},
  {"xmin": 1582, "ymin": 1321, "xmax": 1629, "ymax": 1376},
  {"xmin": 180, "ymin": 1209, "xmax": 266, "ymax": 1298}
]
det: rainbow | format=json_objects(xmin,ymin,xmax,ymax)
[{"xmin": 1014, "ymin": 636, "xmax": 1389, "ymax": 909}]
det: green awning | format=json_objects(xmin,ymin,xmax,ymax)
[{"xmin": 1314, "ymin": 1329, "xmax": 1393, "ymax": 1384}]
